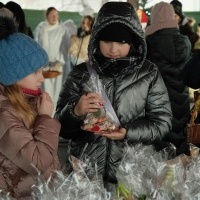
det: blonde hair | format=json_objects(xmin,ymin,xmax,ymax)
[{"xmin": 4, "ymin": 84, "xmax": 36, "ymax": 128}]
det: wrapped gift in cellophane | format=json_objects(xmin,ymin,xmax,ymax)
[
  {"xmin": 81, "ymin": 72, "xmax": 120, "ymax": 133},
  {"xmin": 116, "ymin": 144, "xmax": 200, "ymax": 200}
]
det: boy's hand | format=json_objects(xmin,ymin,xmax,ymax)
[
  {"xmin": 94, "ymin": 127, "xmax": 126, "ymax": 141},
  {"xmin": 74, "ymin": 92, "xmax": 104, "ymax": 116}
]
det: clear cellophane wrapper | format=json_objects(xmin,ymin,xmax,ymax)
[
  {"xmin": 81, "ymin": 73, "xmax": 120, "ymax": 133},
  {"xmin": 2, "ymin": 144, "xmax": 200, "ymax": 199},
  {"xmin": 0, "ymin": 190, "xmax": 14, "ymax": 200},
  {"xmin": 30, "ymin": 156, "xmax": 110, "ymax": 200},
  {"xmin": 116, "ymin": 143, "xmax": 200, "ymax": 200}
]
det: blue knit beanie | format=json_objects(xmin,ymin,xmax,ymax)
[{"xmin": 0, "ymin": 19, "xmax": 48, "ymax": 86}]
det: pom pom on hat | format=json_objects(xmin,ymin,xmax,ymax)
[
  {"xmin": 0, "ymin": 2, "xmax": 4, "ymax": 8},
  {"xmin": 0, "ymin": 16, "xmax": 48, "ymax": 86},
  {"xmin": 145, "ymin": 2, "xmax": 178, "ymax": 36},
  {"xmin": 0, "ymin": 13, "xmax": 16, "ymax": 39},
  {"xmin": 0, "ymin": 7, "xmax": 13, "ymax": 19}
]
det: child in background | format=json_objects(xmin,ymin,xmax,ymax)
[
  {"xmin": 0, "ymin": 15, "xmax": 60, "ymax": 198},
  {"xmin": 55, "ymin": 2, "xmax": 172, "ymax": 192},
  {"xmin": 170, "ymin": 0, "xmax": 199, "ymax": 53}
]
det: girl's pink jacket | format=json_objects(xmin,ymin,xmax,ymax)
[{"xmin": 0, "ymin": 89, "xmax": 61, "ymax": 198}]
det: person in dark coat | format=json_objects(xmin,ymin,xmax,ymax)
[
  {"xmin": 5, "ymin": 1, "xmax": 34, "ymax": 38},
  {"xmin": 145, "ymin": 2, "xmax": 191, "ymax": 155},
  {"xmin": 170, "ymin": 0, "xmax": 198, "ymax": 54},
  {"xmin": 55, "ymin": 1, "xmax": 172, "ymax": 191},
  {"xmin": 182, "ymin": 52, "xmax": 200, "ymax": 125},
  {"xmin": 182, "ymin": 52, "xmax": 200, "ymax": 89}
]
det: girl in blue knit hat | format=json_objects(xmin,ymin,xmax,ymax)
[{"xmin": 0, "ymin": 15, "xmax": 61, "ymax": 198}]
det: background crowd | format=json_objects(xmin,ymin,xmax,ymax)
[{"xmin": 0, "ymin": 0, "xmax": 200, "ymax": 199}]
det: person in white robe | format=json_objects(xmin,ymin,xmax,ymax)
[{"xmin": 34, "ymin": 7, "xmax": 77, "ymax": 113}]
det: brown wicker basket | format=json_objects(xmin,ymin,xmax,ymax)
[
  {"xmin": 42, "ymin": 70, "xmax": 62, "ymax": 79},
  {"xmin": 187, "ymin": 98, "xmax": 200, "ymax": 145},
  {"xmin": 187, "ymin": 123, "xmax": 200, "ymax": 145}
]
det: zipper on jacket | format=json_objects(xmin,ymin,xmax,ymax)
[{"xmin": 104, "ymin": 78, "xmax": 117, "ymax": 182}]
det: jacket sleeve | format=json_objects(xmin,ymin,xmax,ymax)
[
  {"xmin": 0, "ymin": 111, "xmax": 60, "ymax": 175},
  {"xmin": 125, "ymin": 65, "xmax": 173, "ymax": 145},
  {"xmin": 54, "ymin": 63, "xmax": 90, "ymax": 140}
]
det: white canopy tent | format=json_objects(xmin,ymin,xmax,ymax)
[
  {"xmin": 1, "ymin": 0, "xmax": 200, "ymax": 14},
  {"xmin": 1, "ymin": 0, "xmax": 115, "ymax": 14},
  {"xmin": 145, "ymin": 0, "xmax": 200, "ymax": 11}
]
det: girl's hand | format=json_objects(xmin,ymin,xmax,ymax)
[
  {"xmin": 37, "ymin": 92, "xmax": 54, "ymax": 117},
  {"xmin": 74, "ymin": 92, "xmax": 104, "ymax": 116},
  {"xmin": 94, "ymin": 127, "xmax": 127, "ymax": 141}
]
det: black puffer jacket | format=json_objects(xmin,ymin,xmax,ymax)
[
  {"xmin": 55, "ymin": 2, "xmax": 172, "ymax": 184},
  {"xmin": 146, "ymin": 28, "xmax": 191, "ymax": 153}
]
